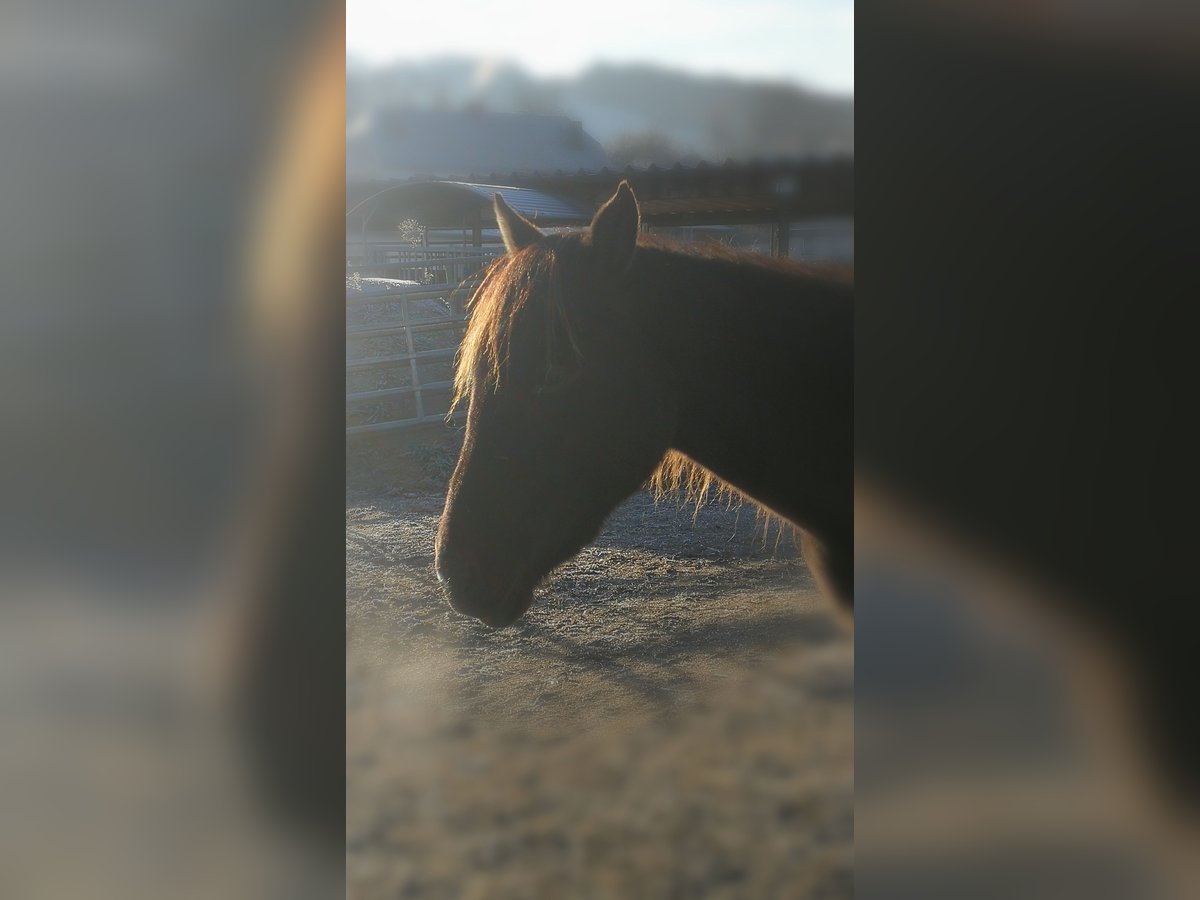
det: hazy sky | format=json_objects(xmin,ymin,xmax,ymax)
[{"xmin": 347, "ymin": 0, "xmax": 854, "ymax": 95}]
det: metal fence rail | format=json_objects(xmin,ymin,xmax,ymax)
[
  {"xmin": 346, "ymin": 259, "xmax": 492, "ymax": 436},
  {"xmin": 349, "ymin": 248, "xmax": 503, "ymax": 285}
]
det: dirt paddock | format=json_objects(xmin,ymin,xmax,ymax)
[{"xmin": 347, "ymin": 434, "xmax": 853, "ymax": 899}]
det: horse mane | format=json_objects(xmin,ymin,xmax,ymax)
[
  {"xmin": 453, "ymin": 235, "xmax": 599, "ymax": 412},
  {"xmin": 451, "ymin": 232, "xmax": 843, "ymax": 519}
]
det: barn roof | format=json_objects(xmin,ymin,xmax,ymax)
[
  {"xmin": 349, "ymin": 180, "xmax": 591, "ymax": 230},
  {"xmin": 444, "ymin": 183, "xmax": 590, "ymax": 222},
  {"xmin": 347, "ymin": 157, "xmax": 854, "ymax": 232}
]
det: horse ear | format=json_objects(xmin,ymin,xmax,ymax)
[
  {"xmin": 590, "ymin": 181, "xmax": 640, "ymax": 274},
  {"xmin": 494, "ymin": 193, "xmax": 543, "ymax": 254}
]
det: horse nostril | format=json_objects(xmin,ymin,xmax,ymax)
[
  {"xmin": 436, "ymin": 556, "xmax": 501, "ymax": 622},
  {"xmin": 435, "ymin": 551, "xmax": 478, "ymax": 600},
  {"xmin": 433, "ymin": 543, "xmax": 454, "ymax": 587}
]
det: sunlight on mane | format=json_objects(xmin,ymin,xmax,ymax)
[
  {"xmin": 647, "ymin": 451, "xmax": 792, "ymax": 550},
  {"xmin": 450, "ymin": 244, "xmax": 579, "ymax": 414},
  {"xmin": 647, "ymin": 451, "xmax": 733, "ymax": 511}
]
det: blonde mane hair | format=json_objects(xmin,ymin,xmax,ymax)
[{"xmin": 451, "ymin": 242, "xmax": 579, "ymax": 412}]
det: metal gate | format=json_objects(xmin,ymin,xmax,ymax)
[{"xmin": 346, "ymin": 255, "xmax": 495, "ymax": 436}]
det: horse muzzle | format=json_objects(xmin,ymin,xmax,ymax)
[{"xmin": 434, "ymin": 551, "xmax": 534, "ymax": 628}]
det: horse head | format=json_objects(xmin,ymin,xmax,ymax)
[{"xmin": 434, "ymin": 183, "xmax": 676, "ymax": 626}]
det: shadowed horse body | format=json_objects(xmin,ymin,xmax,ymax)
[{"xmin": 435, "ymin": 183, "xmax": 851, "ymax": 627}]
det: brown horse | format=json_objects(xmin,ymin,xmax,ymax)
[{"xmin": 435, "ymin": 182, "xmax": 852, "ymax": 627}]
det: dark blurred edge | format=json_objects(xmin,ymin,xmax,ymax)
[
  {"xmin": 232, "ymin": 5, "xmax": 349, "ymax": 860},
  {"xmin": 857, "ymin": 0, "xmax": 1200, "ymax": 853},
  {"xmin": 0, "ymin": 0, "xmax": 348, "ymax": 875}
]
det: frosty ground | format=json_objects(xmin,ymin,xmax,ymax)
[{"xmin": 347, "ymin": 436, "xmax": 853, "ymax": 899}]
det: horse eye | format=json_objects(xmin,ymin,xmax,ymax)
[{"xmin": 535, "ymin": 365, "xmax": 578, "ymax": 397}]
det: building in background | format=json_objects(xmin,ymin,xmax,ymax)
[{"xmin": 347, "ymin": 108, "xmax": 609, "ymax": 182}]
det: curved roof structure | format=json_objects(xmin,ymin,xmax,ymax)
[
  {"xmin": 348, "ymin": 157, "xmax": 854, "ymax": 235},
  {"xmin": 444, "ymin": 183, "xmax": 589, "ymax": 222},
  {"xmin": 349, "ymin": 180, "xmax": 591, "ymax": 231}
]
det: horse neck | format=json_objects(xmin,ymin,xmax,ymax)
[{"xmin": 627, "ymin": 247, "xmax": 853, "ymax": 535}]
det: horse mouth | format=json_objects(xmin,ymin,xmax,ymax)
[{"xmin": 475, "ymin": 590, "xmax": 535, "ymax": 628}]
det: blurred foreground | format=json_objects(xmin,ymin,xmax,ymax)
[
  {"xmin": 856, "ymin": 3, "xmax": 1200, "ymax": 896},
  {"xmin": 1, "ymin": 1, "xmax": 346, "ymax": 896},
  {"xmin": 856, "ymin": 484, "xmax": 1198, "ymax": 899}
]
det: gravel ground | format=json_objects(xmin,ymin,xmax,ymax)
[{"xmin": 347, "ymin": 435, "xmax": 853, "ymax": 899}]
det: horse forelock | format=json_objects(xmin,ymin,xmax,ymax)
[
  {"xmin": 451, "ymin": 238, "xmax": 586, "ymax": 414},
  {"xmin": 450, "ymin": 253, "xmax": 516, "ymax": 412}
]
